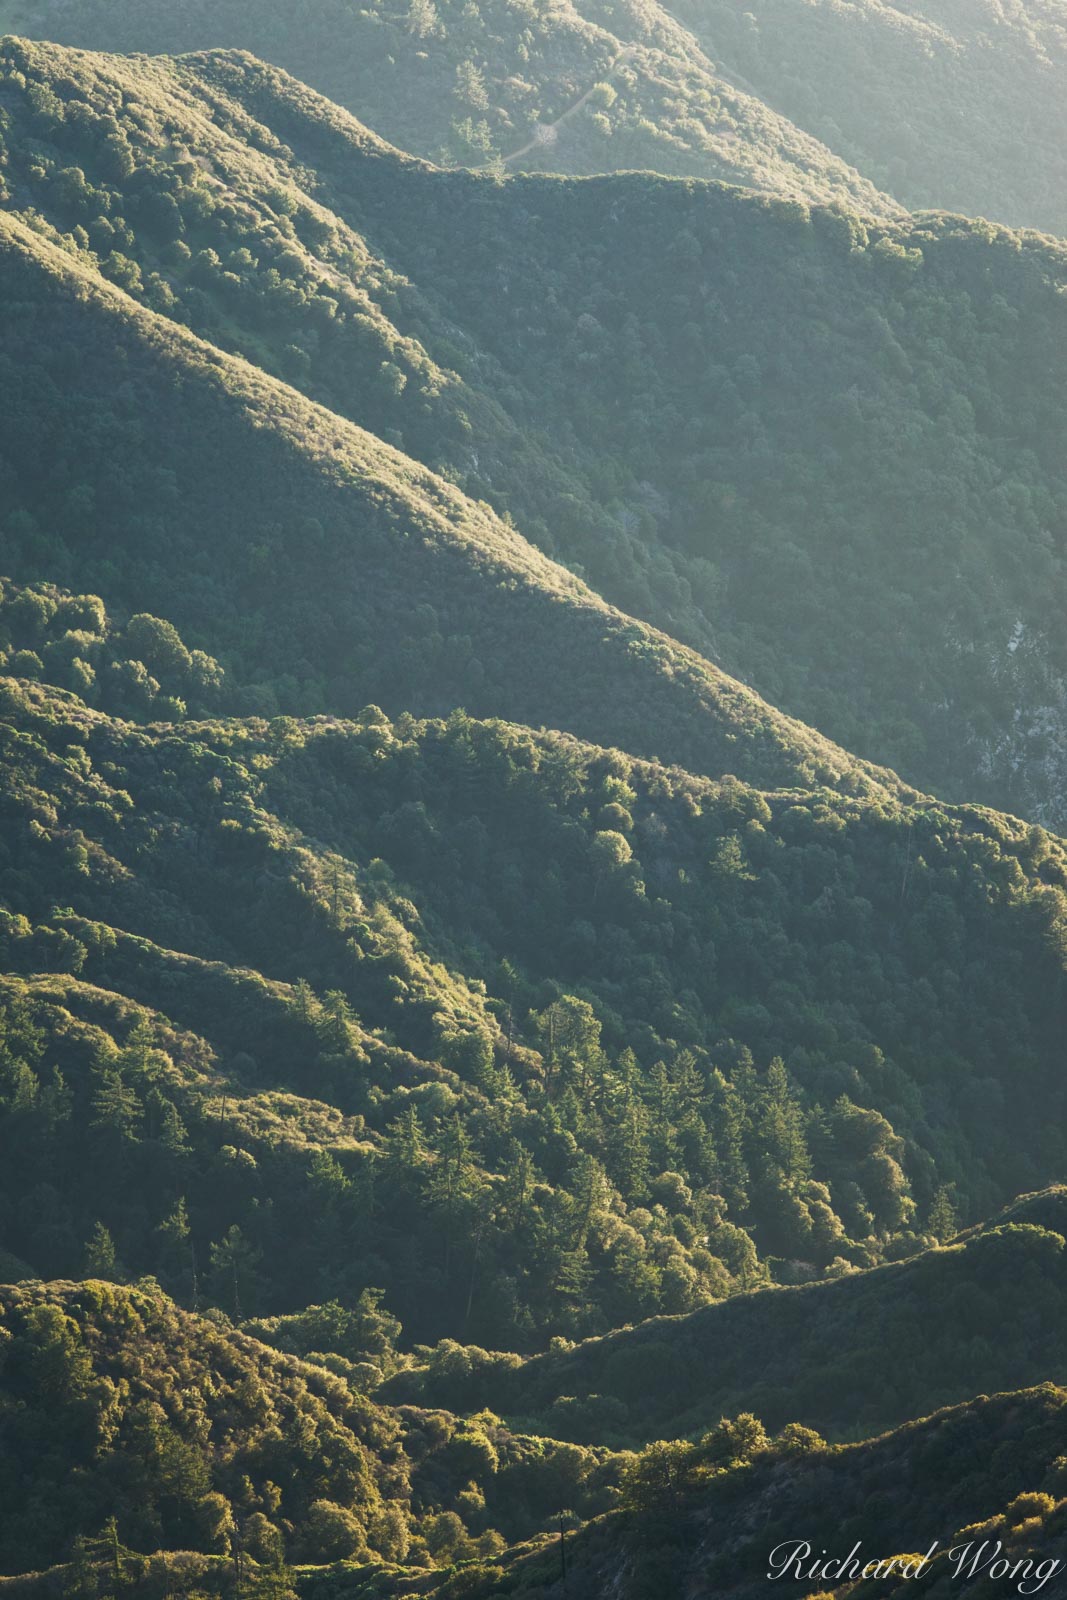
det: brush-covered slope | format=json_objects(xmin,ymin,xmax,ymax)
[
  {"xmin": 6, "ymin": 0, "xmax": 1067, "ymax": 236},
  {"xmin": 0, "ymin": 205, "xmax": 859, "ymax": 798},
  {"xmin": 449, "ymin": 1383, "xmax": 1067, "ymax": 1600},
  {"xmin": 0, "ymin": 0, "xmax": 900, "ymax": 216},
  {"xmin": 386, "ymin": 1191, "xmax": 1067, "ymax": 1447},
  {"xmin": 8, "ymin": 1281, "xmax": 1067, "ymax": 1599},
  {"xmin": 1, "ymin": 615, "xmax": 1067, "ymax": 1354},
  {"xmin": 666, "ymin": 0, "xmax": 1067, "ymax": 236},
  {"xmin": 0, "ymin": 1277, "xmax": 625, "ymax": 1578},
  {"xmin": 3, "ymin": 40, "xmax": 1067, "ymax": 822}
]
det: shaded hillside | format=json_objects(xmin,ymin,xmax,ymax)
[
  {"xmin": 0, "ymin": 1278, "xmax": 624, "ymax": 1578},
  {"xmin": 1, "ymin": 639, "xmax": 1066, "ymax": 1351},
  {"xmin": 386, "ymin": 1193, "xmax": 1067, "ymax": 1447},
  {"xmin": 445, "ymin": 1383, "xmax": 1067, "ymax": 1600},
  {"xmin": 3, "ymin": 41, "xmax": 1067, "ymax": 820},
  {"xmin": 1, "ymin": 23, "xmax": 1066, "ymax": 1600},
  {"xmin": 0, "ymin": 0, "xmax": 899, "ymax": 215},
  {"xmin": 667, "ymin": 0, "xmax": 1067, "ymax": 235},
  {"xmin": 7, "ymin": 1286, "xmax": 1067, "ymax": 1600},
  {"xmin": 0, "ymin": 207, "xmax": 856, "ymax": 796}
]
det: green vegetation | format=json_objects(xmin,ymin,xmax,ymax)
[
  {"xmin": 1, "ymin": 639, "xmax": 1067, "ymax": 1352},
  {"xmin": 8, "ymin": 1271, "xmax": 1067, "ymax": 1600},
  {"xmin": 0, "ymin": 0, "xmax": 898, "ymax": 213},
  {"xmin": 387, "ymin": 1195, "xmax": 1067, "ymax": 1447},
  {"xmin": 8, "ymin": 0, "xmax": 1067, "ymax": 239},
  {"xmin": 2, "ymin": 41, "xmax": 1067, "ymax": 821},
  {"xmin": 0, "ymin": 22, "xmax": 1066, "ymax": 1599},
  {"xmin": 0, "ymin": 1277, "xmax": 626, "ymax": 1578},
  {"xmin": 0, "ymin": 203, "xmax": 862, "ymax": 796},
  {"xmin": 668, "ymin": 0, "xmax": 1067, "ymax": 235},
  {"xmin": 442, "ymin": 1384, "xmax": 1067, "ymax": 1600}
]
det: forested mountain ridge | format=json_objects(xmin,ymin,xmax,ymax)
[
  {"xmin": 0, "ymin": 0, "xmax": 902, "ymax": 215},
  {"xmin": 2, "ymin": 20, "xmax": 1067, "ymax": 1599},
  {"xmin": 0, "ymin": 205, "xmax": 863, "ymax": 797},
  {"xmin": 7, "ymin": 0, "xmax": 1067, "ymax": 238},
  {"xmin": 3, "ymin": 39, "xmax": 1067, "ymax": 822},
  {"xmin": 385, "ymin": 1190, "xmax": 1067, "ymax": 1448},
  {"xmin": 666, "ymin": 0, "xmax": 1067, "ymax": 235},
  {"xmin": 0, "ymin": 1276, "xmax": 629, "ymax": 1578},
  {"xmin": 446, "ymin": 1383, "xmax": 1067, "ymax": 1600},
  {"xmin": 1, "ymin": 616, "xmax": 1066, "ymax": 1355},
  {"xmin": 7, "ymin": 1273, "xmax": 1067, "ymax": 1600}
]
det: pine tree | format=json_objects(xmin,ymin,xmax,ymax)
[
  {"xmin": 382, "ymin": 1104, "xmax": 426, "ymax": 1189},
  {"xmin": 318, "ymin": 991, "xmax": 353, "ymax": 1055},
  {"xmin": 84, "ymin": 1221, "xmax": 121, "ymax": 1281},
  {"xmin": 759, "ymin": 1058, "xmax": 811, "ymax": 1187},
  {"xmin": 710, "ymin": 1069, "xmax": 750, "ymax": 1212},
  {"xmin": 156, "ymin": 1197, "xmax": 194, "ymax": 1296},
  {"xmin": 208, "ymin": 1225, "xmax": 264, "ymax": 1318},
  {"xmin": 39, "ymin": 1066, "xmax": 73, "ymax": 1131},
  {"xmin": 291, "ymin": 978, "xmax": 318, "ymax": 1027},
  {"xmin": 928, "ymin": 1184, "xmax": 958, "ymax": 1243},
  {"xmin": 90, "ymin": 1067, "xmax": 142, "ymax": 1141},
  {"xmin": 570, "ymin": 1153, "xmax": 610, "ymax": 1247},
  {"xmin": 119, "ymin": 1017, "xmax": 164, "ymax": 1086},
  {"xmin": 608, "ymin": 1096, "xmax": 650, "ymax": 1202},
  {"xmin": 426, "ymin": 1114, "xmax": 482, "ymax": 1281},
  {"xmin": 502, "ymin": 1140, "xmax": 536, "ymax": 1237}
]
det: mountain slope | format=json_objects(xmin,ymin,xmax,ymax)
[
  {"xmin": 386, "ymin": 1192, "xmax": 1067, "ymax": 1447},
  {"xmin": 0, "ymin": 205, "xmax": 863, "ymax": 796},
  {"xmin": 450, "ymin": 1383, "xmax": 1067, "ymax": 1600},
  {"xmin": 1, "ymin": 640, "xmax": 1067, "ymax": 1353},
  {"xmin": 1, "ymin": 23, "xmax": 1067, "ymax": 1600},
  {"xmin": 4, "ymin": 40, "xmax": 1067, "ymax": 821},
  {"xmin": 6, "ymin": 0, "xmax": 1066, "ymax": 235},
  {"xmin": 0, "ymin": 1277, "xmax": 624, "ymax": 1578},
  {"xmin": 12, "ymin": 1276, "xmax": 1067, "ymax": 1600},
  {"xmin": 0, "ymin": 0, "xmax": 901, "ymax": 217},
  {"xmin": 8, "ymin": 1280, "xmax": 1067, "ymax": 1600},
  {"xmin": 666, "ymin": 0, "xmax": 1067, "ymax": 236}
]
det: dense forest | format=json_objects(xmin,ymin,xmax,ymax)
[
  {"xmin": 7, "ymin": 1273, "xmax": 1067, "ymax": 1600},
  {"xmin": 0, "ymin": 598, "xmax": 1061, "ymax": 1345},
  {"xmin": 2, "ymin": 11, "xmax": 1067, "ymax": 1599},
  {"xmin": 2, "ymin": 41, "xmax": 1067, "ymax": 822},
  {"xmin": 445, "ymin": 1383, "xmax": 1067, "ymax": 1600}
]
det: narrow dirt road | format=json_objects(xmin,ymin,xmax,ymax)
[{"xmin": 502, "ymin": 45, "xmax": 637, "ymax": 165}]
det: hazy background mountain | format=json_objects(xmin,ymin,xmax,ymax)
[
  {"xmin": 0, "ymin": 0, "xmax": 903, "ymax": 215},
  {"xmin": 4, "ymin": 0, "xmax": 1066, "ymax": 235},
  {"xmin": 669, "ymin": 0, "xmax": 1067, "ymax": 236}
]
